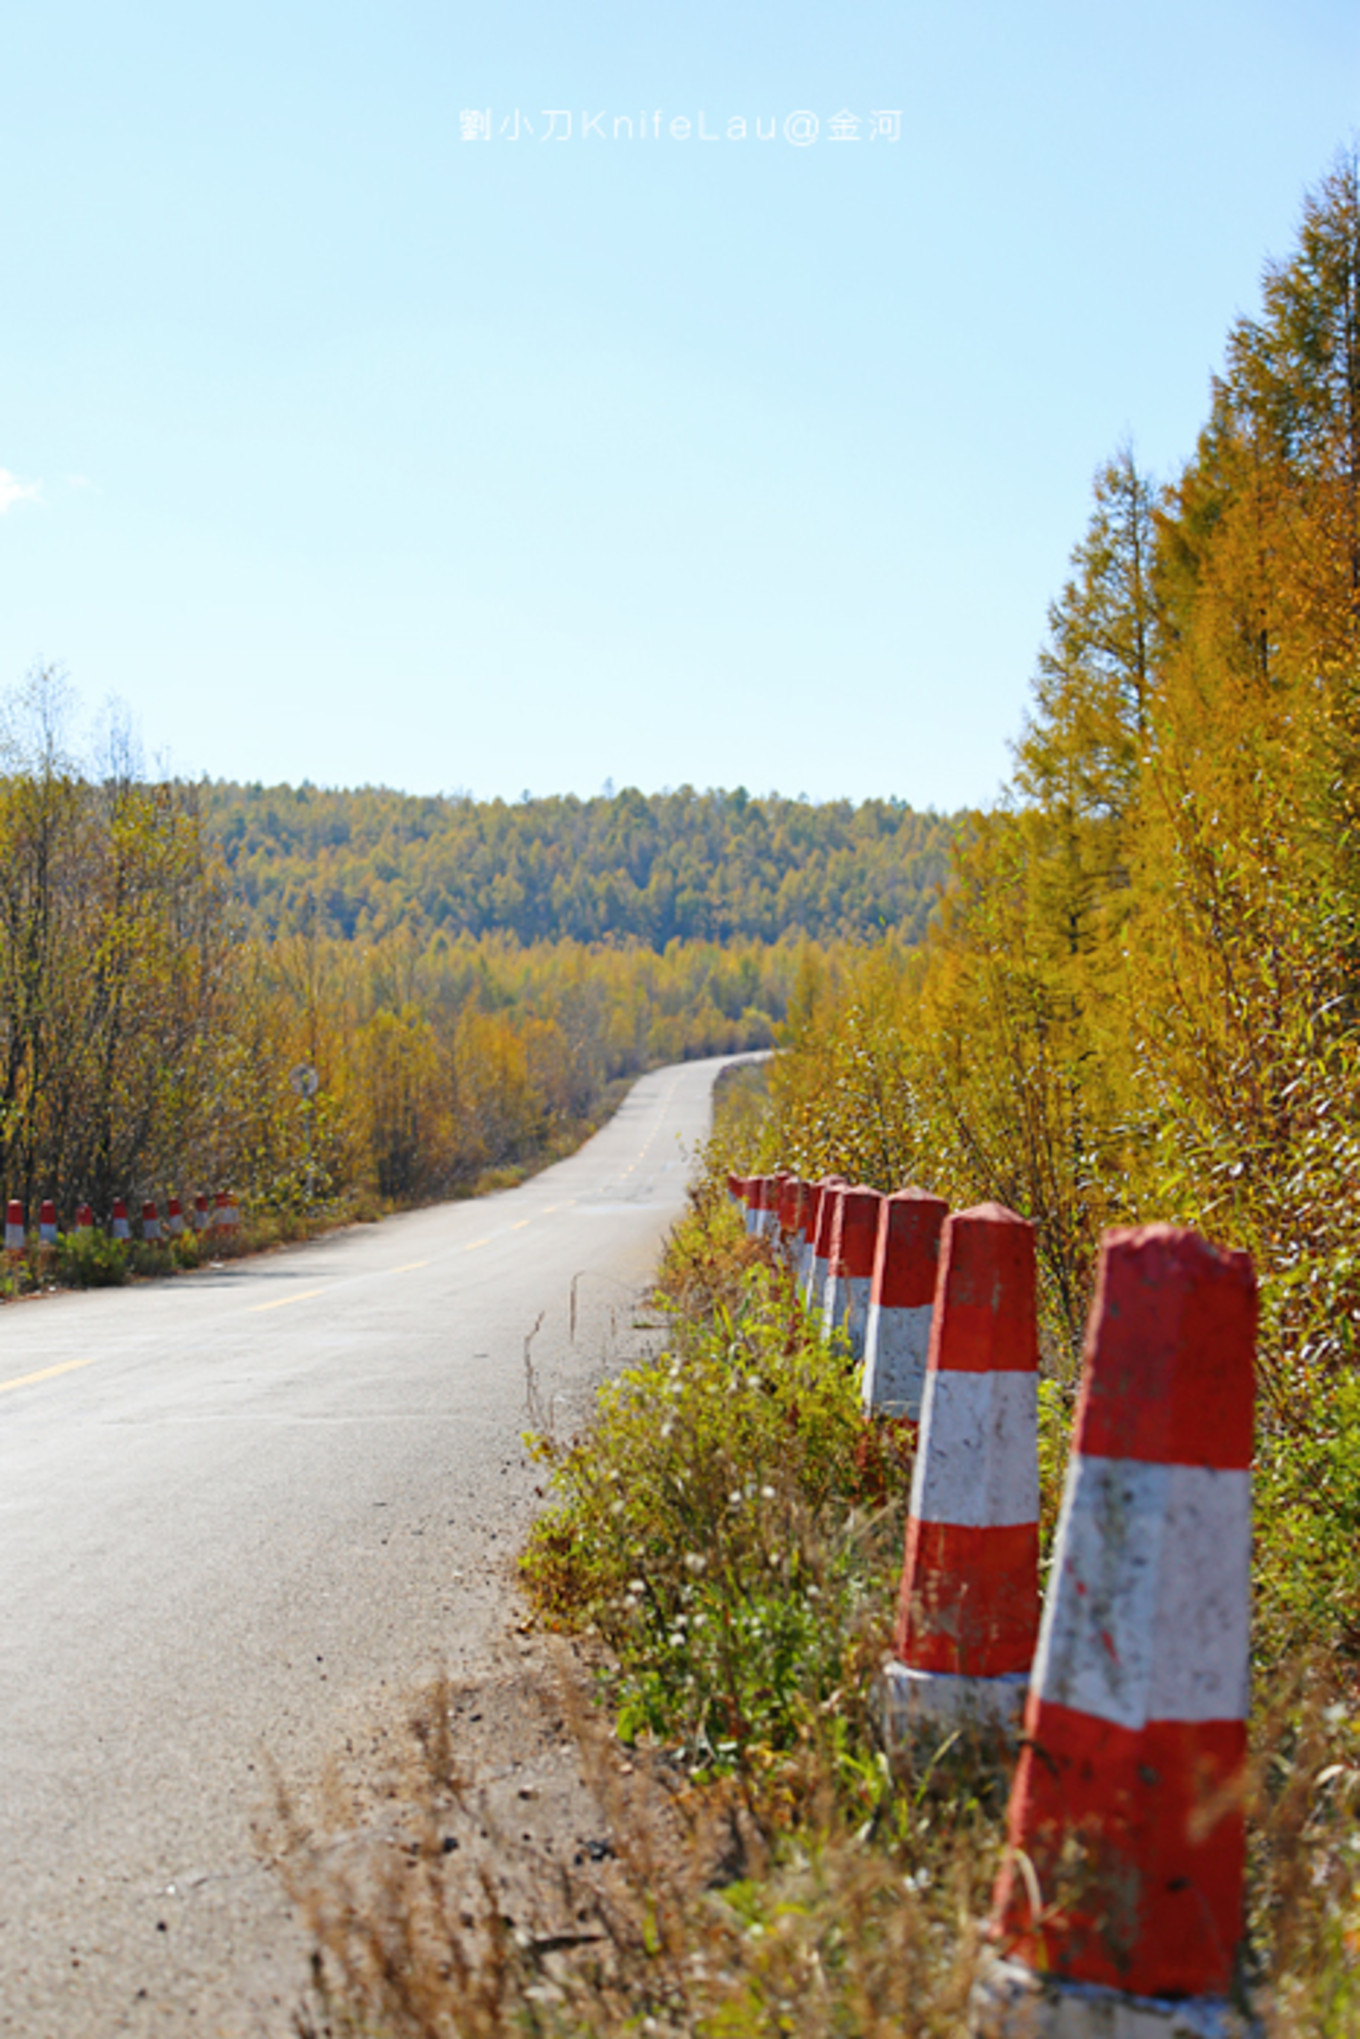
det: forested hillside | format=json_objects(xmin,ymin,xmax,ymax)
[
  {"xmin": 3, "ymin": 683, "xmax": 951, "ymax": 1227},
  {"xmin": 0, "ymin": 706, "xmax": 822, "ymax": 1221},
  {"xmin": 200, "ymin": 783, "xmax": 957, "ymax": 947}
]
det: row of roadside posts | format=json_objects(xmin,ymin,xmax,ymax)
[
  {"xmin": 4, "ymin": 1192, "xmax": 242, "ymax": 1254},
  {"xmin": 728, "ymin": 1169, "xmax": 1258, "ymax": 2039}
]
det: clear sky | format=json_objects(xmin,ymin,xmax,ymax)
[{"xmin": 1, "ymin": 2, "xmax": 1356, "ymax": 808}]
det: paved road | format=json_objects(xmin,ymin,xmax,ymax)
[{"xmin": 0, "ymin": 1055, "xmax": 730, "ymax": 2037}]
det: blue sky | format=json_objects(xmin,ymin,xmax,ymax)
[{"xmin": 0, "ymin": 1, "xmax": 1356, "ymax": 808}]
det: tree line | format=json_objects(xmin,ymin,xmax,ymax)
[
  {"xmin": 763, "ymin": 150, "xmax": 1360, "ymax": 1400},
  {"xmin": 0, "ymin": 675, "xmax": 838, "ymax": 1220},
  {"xmin": 201, "ymin": 781, "xmax": 957, "ymax": 948}
]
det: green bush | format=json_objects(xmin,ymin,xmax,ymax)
[
  {"xmin": 54, "ymin": 1228, "xmax": 128, "ymax": 1288},
  {"xmin": 522, "ymin": 1197, "xmax": 915, "ymax": 1773},
  {"xmin": 1254, "ymin": 1370, "xmax": 1360, "ymax": 1675}
]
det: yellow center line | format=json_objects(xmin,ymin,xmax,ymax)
[
  {"xmin": 464, "ymin": 1238, "xmax": 490, "ymax": 1251},
  {"xmin": 248, "ymin": 1287, "xmax": 325, "ymax": 1313},
  {"xmin": 390, "ymin": 1260, "xmax": 430, "ymax": 1273},
  {"xmin": 510, "ymin": 1220, "xmax": 530, "ymax": 1231},
  {"xmin": 0, "ymin": 1356, "xmax": 98, "ymax": 1397}
]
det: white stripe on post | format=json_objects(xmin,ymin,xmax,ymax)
[
  {"xmin": 910, "ymin": 1370, "xmax": 1041, "ymax": 1529},
  {"xmin": 1032, "ymin": 1457, "xmax": 1251, "ymax": 1730}
]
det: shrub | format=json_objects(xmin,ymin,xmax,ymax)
[
  {"xmin": 54, "ymin": 1228, "xmax": 128, "ymax": 1288},
  {"xmin": 522, "ymin": 1192, "xmax": 915, "ymax": 1778}
]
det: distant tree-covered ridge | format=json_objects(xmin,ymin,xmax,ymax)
[{"xmin": 200, "ymin": 783, "xmax": 960, "ymax": 948}]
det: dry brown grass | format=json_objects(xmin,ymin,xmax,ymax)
[{"xmin": 270, "ymin": 1661, "xmax": 1011, "ymax": 2039}]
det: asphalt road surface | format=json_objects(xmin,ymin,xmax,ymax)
[{"xmin": 0, "ymin": 1055, "xmax": 733, "ymax": 2037}]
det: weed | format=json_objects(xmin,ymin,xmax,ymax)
[{"xmin": 54, "ymin": 1228, "xmax": 129, "ymax": 1287}]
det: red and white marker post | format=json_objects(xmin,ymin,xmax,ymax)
[
  {"xmin": 795, "ymin": 1181, "xmax": 824, "ymax": 1291},
  {"xmin": 192, "ymin": 1193, "xmax": 210, "ymax": 1233},
  {"xmin": 822, "ymin": 1185, "xmax": 883, "ymax": 1359},
  {"xmin": 795, "ymin": 1179, "xmax": 824, "ymax": 1287},
  {"xmin": 166, "ymin": 1196, "xmax": 184, "ymax": 1237},
  {"xmin": 142, "ymin": 1200, "xmax": 162, "ymax": 1243},
  {"xmin": 975, "ymin": 1225, "xmax": 1256, "ymax": 2039},
  {"xmin": 881, "ymin": 1203, "xmax": 1039, "ymax": 1743},
  {"xmin": 803, "ymin": 1180, "xmax": 845, "ymax": 1320},
  {"xmin": 5, "ymin": 1200, "xmax": 25, "ymax": 1254},
  {"xmin": 111, "ymin": 1199, "xmax": 131, "ymax": 1241},
  {"xmin": 765, "ymin": 1172, "xmax": 790, "ymax": 1243},
  {"xmin": 38, "ymin": 1200, "xmax": 59, "ymax": 1247},
  {"xmin": 75, "ymin": 1204, "xmax": 94, "ymax": 1234},
  {"xmin": 861, "ymin": 1187, "xmax": 949, "ymax": 1420},
  {"xmin": 787, "ymin": 1174, "xmax": 807, "ymax": 1264}
]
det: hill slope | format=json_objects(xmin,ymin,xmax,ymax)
[{"xmin": 201, "ymin": 783, "xmax": 960, "ymax": 948}]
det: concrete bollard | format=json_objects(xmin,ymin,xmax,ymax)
[
  {"xmin": 75, "ymin": 1204, "xmax": 94, "ymax": 1233},
  {"xmin": 795, "ymin": 1180, "xmax": 824, "ymax": 1286},
  {"xmin": 38, "ymin": 1199, "xmax": 58, "ymax": 1246},
  {"xmin": 142, "ymin": 1200, "xmax": 162, "ymax": 1243},
  {"xmin": 822, "ymin": 1185, "xmax": 883, "ymax": 1358},
  {"xmin": 111, "ymin": 1199, "xmax": 131, "ymax": 1241},
  {"xmin": 777, "ymin": 1177, "xmax": 807, "ymax": 1266},
  {"xmin": 5, "ymin": 1200, "xmax": 25, "ymax": 1253},
  {"xmin": 975, "ymin": 1225, "xmax": 1256, "ymax": 2039},
  {"xmin": 881, "ymin": 1203, "xmax": 1039, "ymax": 1745},
  {"xmin": 742, "ymin": 1176, "xmax": 767, "ymax": 1239},
  {"xmin": 215, "ymin": 1191, "xmax": 240, "ymax": 1231},
  {"xmin": 192, "ymin": 1192, "xmax": 210, "ymax": 1232},
  {"xmin": 803, "ymin": 1180, "xmax": 845, "ymax": 1318},
  {"xmin": 862, "ymin": 1187, "xmax": 949, "ymax": 1419},
  {"xmin": 166, "ymin": 1196, "xmax": 184, "ymax": 1237}
]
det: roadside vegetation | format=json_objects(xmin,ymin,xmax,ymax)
[
  {"xmin": 281, "ymin": 1156, "xmax": 1360, "ymax": 2036},
  {"xmin": 763, "ymin": 156, "xmax": 1360, "ymax": 1405}
]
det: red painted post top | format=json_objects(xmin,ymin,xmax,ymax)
[
  {"xmin": 929, "ymin": 1203, "xmax": 1037, "ymax": 1375},
  {"xmin": 814, "ymin": 1182, "xmax": 845, "ymax": 1260},
  {"xmin": 873, "ymin": 1187, "xmax": 949, "ymax": 1308},
  {"xmin": 1074, "ymin": 1225, "xmax": 1256, "ymax": 1469},
  {"xmin": 831, "ymin": 1186, "xmax": 883, "ymax": 1279}
]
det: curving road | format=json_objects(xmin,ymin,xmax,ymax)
[{"xmin": 0, "ymin": 1055, "xmax": 732, "ymax": 2037}]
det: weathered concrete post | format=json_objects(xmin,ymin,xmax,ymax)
[
  {"xmin": 974, "ymin": 1224, "xmax": 1256, "ymax": 2039},
  {"xmin": 881, "ymin": 1203, "xmax": 1039, "ymax": 1743},
  {"xmin": 861, "ymin": 1186, "xmax": 949, "ymax": 1419}
]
